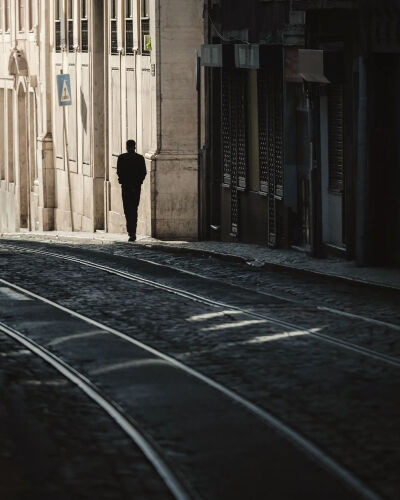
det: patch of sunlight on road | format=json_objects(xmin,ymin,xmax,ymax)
[
  {"xmin": 208, "ymin": 328, "xmax": 322, "ymax": 352},
  {"xmin": 243, "ymin": 328, "xmax": 321, "ymax": 344},
  {"xmin": 22, "ymin": 378, "xmax": 68, "ymax": 387},
  {"xmin": 202, "ymin": 319, "xmax": 267, "ymax": 331},
  {"xmin": 46, "ymin": 330, "xmax": 107, "ymax": 346},
  {"xmin": 0, "ymin": 287, "xmax": 32, "ymax": 301},
  {"xmin": 89, "ymin": 358, "xmax": 168, "ymax": 376},
  {"xmin": 187, "ymin": 310, "xmax": 243, "ymax": 322}
]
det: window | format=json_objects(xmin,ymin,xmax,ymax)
[
  {"xmin": 55, "ymin": 0, "xmax": 61, "ymax": 51},
  {"xmin": 7, "ymin": 90, "xmax": 14, "ymax": 183},
  {"xmin": 110, "ymin": 0, "xmax": 118, "ymax": 54},
  {"xmin": 28, "ymin": 0, "xmax": 33, "ymax": 31},
  {"xmin": 81, "ymin": 0, "xmax": 88, "ymax": 52},
  {"xmin": 68, "ymin": 0, "xmax": 73, "ymax": 52},
  {"xmin": 5, "ymin": 0, "xmax": 9, "ymax": 32},
  {"xmin": 126, "ymin": 0, "xmax": 132, "ymax": 18},
  {"xmin": 0, "ymin": 89, "xmax": 4, "ymax": 179},
  {"xmin": 29, "ymin": 92, "xmax": 36, "ymax": 182},
  {"xmin": 142, "ymin": 0, "xmax": 149, "ymax": 18},
  {"xmin": 125, "ymin": 0, "xmax": 134, "ymax": 55},
  {"xmin": 19, "ymin": 0, "xmax": 25, "ymax": 31},
  {"xmin": 141, "ymin": 0, "xmax": 150, "ymax": 55}
]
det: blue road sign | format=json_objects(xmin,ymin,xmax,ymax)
[{"xmin": 57, "ymin": 74, "xmax": 72, "ymax": 106}]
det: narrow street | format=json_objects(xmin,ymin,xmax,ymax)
[
  {"xmin": 0, "ymin": 238, "xmax": 399, "ymax": 499},
  {"xmin": 1, "ymin": 1, "xmax": 399, "ymax": 498}
]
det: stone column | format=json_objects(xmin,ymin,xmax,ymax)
[
  {"xmin": 36, "ymin": 0, "xmax": 55, "ymax": 230},
  {"xmin": 148, "ymin": 0, "xmax": 204, "ymax": 240},
  {"xmin": 37, "ymin": 132, "xmax": 55, "ymax": 230},
  {"xmin": 91, "ymin": 0, "xmax": 105, "ymax": 230}
]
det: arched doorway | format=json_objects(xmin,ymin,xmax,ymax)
[{"xmin": 17, "ymin": 85, "xmax": 29, "ymax": 229}]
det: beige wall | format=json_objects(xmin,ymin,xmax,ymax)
[
  {"xmin": 51, "ymin": 0, "xmax": 105, "ymax": 232},
  {"xmin": 105, "ymin": 0, "xmax": 203, "ymax": 240},
  {"xmin": 0, "ymin": 0, "xmax": 45, "ymax": 233},
  {"xmin": 0, "ymin": 0, "xmax": 204, "ymax": 239},
  {"xmin": 146, "ymin": 0, "xmax": 203, "ymax": 240}
]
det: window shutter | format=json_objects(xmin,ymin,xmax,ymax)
[
  {"xmin": 221, "ymin": 69, "xmax": 232, "ymax": 187},
  {"xmin": 328, "ymin": 84, "xmax": 344, "ymax": 192}
]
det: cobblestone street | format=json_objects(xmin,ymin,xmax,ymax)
[
  {"xmin": 1, "ymin": 0, "xmax": 400, "ymax": 497},
  {"xmin": 0, "ymin": 332, "xmax": 170, "ymax": 500},
  {"xmin": 0, "ymin": 238, "xmax": 399, "ymax": 499}
]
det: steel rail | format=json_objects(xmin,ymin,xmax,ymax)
[
  {"xmin": 0, "ymin": 277, "xmax": 379, "ymax": 500},
  {"xmin": 3, "ymin": 240, "xmax": 400, "ymax": 331},
  {"xmin": 130, "ymin": 255, "xmax": 400, "ymax": 331},
  {"xmin": 0, "ymin": 320, "xmax": 190, "ymax": 500},
  {"xmin": 4, "ymin": 243, "xmax": 400, "ymax": 369},
  {"xmin": 145, "ymin": 258, "xmax": 400, "ymax": 331}
]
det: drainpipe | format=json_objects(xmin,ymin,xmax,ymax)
[
  {"xmin": 356, "ymin": 56, "xmax": 368, "ymax": 266},
  {"xmin": 103, "ymin": 0, "xmax": 109, "ymax": 232},
  {"xmin": 25, "ymin": 88, "xmax": 31, "ymax": 231},
  {"xmin": 151, "ymin": 0, "xmax": 163, "ymax": 237},
  {"xmin": 196, "ymin": 50, "xmax": 202, "ymax": 240}
]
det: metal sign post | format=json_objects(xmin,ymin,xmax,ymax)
[{"xmin": 57, "ymin": 72, "xmax": 74, "ymax": 231}]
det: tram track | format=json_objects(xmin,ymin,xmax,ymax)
[
  {"xmin": 2, "ymin": 241, "xmax": 399, "ymax": 369},
  {"xmin": 0, "ymin": 319, "xmax": 188, "ymax": 500},
  {"xmin": 1, "ymin": 240, "xmax": 399, "ymax": 498},
  {"xmin": 121, "ymin": 253, "xmax": 400, "ymax": 332},
  {"xmin": 0, "ymin": 276, "xmax": 379, "ymax": 500}
]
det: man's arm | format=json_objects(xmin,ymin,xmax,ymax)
[
  {"xmin": 140, "ymin": 157, "xmax": 147, "ymax": 184},
  {"xmin": 117, "ymin": 155, "xmax": 123, "ymax": 184}
]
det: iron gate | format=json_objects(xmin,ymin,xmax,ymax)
[
  {"xmin": 221, "ymin": 69, "xmax": 247, "ymax": 236},
  {"xmin": 257, "ymin": 62, "xmax": 284, "ymax": 247},
  {"xmin": 327, "ymin": 83, "xmax": 344, "ymax": 193}
]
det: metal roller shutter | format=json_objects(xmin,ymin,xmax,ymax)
[{"xmin": 328, "ymin": 83, "xmax": 344, "ymax": 193}]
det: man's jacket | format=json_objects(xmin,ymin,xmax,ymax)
[{"xmin": 117, "ymin": 152, "xmax": 147, "ymax": 188}]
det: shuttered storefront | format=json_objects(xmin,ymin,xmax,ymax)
[
  {"xmin": 327, "ymin": 83, "xmax": 344, "ymax": 193},
  {"xmin": 257, "ymin": 64, "xmax": 284, "ymax": 247},
  {"xmin": 221, "ymin": 69, "xmax": 248, "ymax": 236}
]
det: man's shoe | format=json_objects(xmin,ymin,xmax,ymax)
[{"xmin": 128, "ymin": 235, "xmax": 136, "ymax": 242}]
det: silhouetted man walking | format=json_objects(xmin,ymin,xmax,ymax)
[{"xmin": 117, "ymin": 140, "xmax": 147, "ymax": 242}]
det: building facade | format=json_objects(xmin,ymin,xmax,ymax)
[
  {"xmin": 200, "ymin": 0, "xmax": 400, "ymax": 267},
  {"xmin": 0, "ymin": 0, "xmax": 203, "ymax": 239},
  {"xmin": 2, "ymin": 0, "xmax": 399, "ymax": 268},
  {"xmin": 0, "ymin": 0, "xmax": 42, "ymax": 232}
]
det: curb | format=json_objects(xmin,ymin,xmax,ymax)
[
  {"xmin": 0, "ymin": 233, "xmax": 123, "ymax": 246},
  {"xmin": 138, "ymin": 243, "xmax": 400, "ymax": 293},
  {"xmin": 1, "ymin": 233, "xmax": 399, "ymax": 293}
]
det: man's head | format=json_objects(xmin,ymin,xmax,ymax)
[{"xmin": 126, "ymin": 140, "xmax": 136, "ymax": 152}]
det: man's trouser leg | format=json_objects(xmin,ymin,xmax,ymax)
[{"xmin": 122, "ymin": 186, "xmax": 141, "ymax": 237}]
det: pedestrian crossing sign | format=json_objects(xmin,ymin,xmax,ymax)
[{"xmin": 57, "ymin": 74, "xmax": 72, "ymax": 106}]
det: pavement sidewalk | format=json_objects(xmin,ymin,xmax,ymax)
[{"xmin": 1, "ymin": 230, "xmax": 400, "ymax": 291}]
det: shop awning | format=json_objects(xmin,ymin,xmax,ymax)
[
  {"xmin": 285, "ymin": 48, "xmax": 329, "ymax": 83},
  {"xmin": 201, "ymin": 44, "xmax": 235, "ymax": 68},
  {"xmin": 235, "ymin": 44, "xmax": 259, "ymax": 69},
  {"xmin": 201, "ymin": 44, "xmax": 283, "ymax": 71},
  {"xmin": 201, "ymin": 44, "xmax": 223, "ymax": 68}
]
